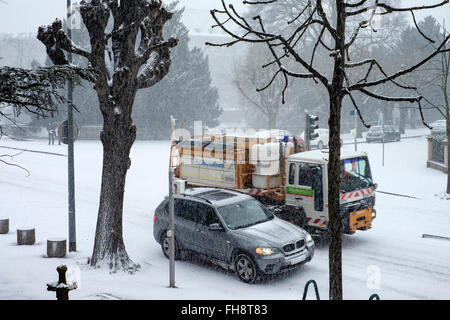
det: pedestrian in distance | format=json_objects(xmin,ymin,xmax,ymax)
[
  {"xmin": 54, "ymin": 121, "xmax": 61, "ymax": 145},
  {"xmin": 47, "ymin": 121, "xmax": 55, "ymax": 145}
]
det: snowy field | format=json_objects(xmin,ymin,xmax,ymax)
[{"xmin": 0, "ymin": 129, "xmax": 449, "ymax": 300}]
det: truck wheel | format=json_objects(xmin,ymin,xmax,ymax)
[
  {"xmin": 318, "ymin": 141, "xmax": 324, "ymax": 150},
  {"xmin": 235, "ymin": 254, "xmax": 259, "ymax": 284},
  {"xmin": 161, "ymin": 233, "xmax": 181, "ymax": 260}
]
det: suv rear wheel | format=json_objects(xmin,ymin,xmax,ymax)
[
  {"xmin": 161, "ymin": 233, "xmax": 181, "ymax": 260},
  {"xmin": 235, "ymin": 253, "xmax": 259, "ymax": 283}
]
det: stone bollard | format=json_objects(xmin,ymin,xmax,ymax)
[
  {"xmin": 0, "ymin": 218, "xmax": 9, "ymax": 234},
  {"xmin": 17, "ymin": 228, "xmax": 36, "ymax": 245},
  {"xmin": 47, "ymin": 265, "xmax": 77, "ymax": 300},
  {"xmin": 47, "ymin": 238, "xmax": 67, "ymax": 258}
]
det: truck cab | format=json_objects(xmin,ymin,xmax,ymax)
[{"xmin": 285, "ymin": 150, "xmax": 377, "ymax": 234}]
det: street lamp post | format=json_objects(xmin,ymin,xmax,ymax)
[
  {"xmin": 168, "ymin": 168, "xmax": 176, "ymax": 288},
  {"xmin": 354, "ymin": 109, "xmax": 358, "ymax": 152},
  {"xmin": 381, "ymin": 111, "xmax": 385, "ymax": 167},
  {"xmin": 67, "ymin": 0, "xmax": 76, "ymax": 252}
]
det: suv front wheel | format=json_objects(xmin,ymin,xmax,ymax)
[{"xmin": 235, "ymin": 253, "xmax": 259, "ymax": 284}]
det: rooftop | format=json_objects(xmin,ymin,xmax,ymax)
[
  {"xmin": 288, "ymin": 149, "xmax": 369, "ymax": 163},
  {"xmin": 183, "ymin": 187, "xmax": 251, "ymax": 206}
]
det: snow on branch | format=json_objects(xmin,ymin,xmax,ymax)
[
  {"xmin": 37, "ymin": 19, "xmax": 92, "ymax": 65},
  {"xmin": 0, "ymin": 65, "xmax": 97, "ymax": 118}
]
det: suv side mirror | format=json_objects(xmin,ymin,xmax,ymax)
[{"xmin": 208, "ymin": 223, "xmax": 224, "ymax": 231}]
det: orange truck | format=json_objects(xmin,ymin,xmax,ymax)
[{"xmin": 170, "ymin": 131, "xmax": 377, "ymax": 237}]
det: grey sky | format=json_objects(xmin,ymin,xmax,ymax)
[{"xmin": 0, "ymin": 0, "xmax": 448, "ymax": 35}]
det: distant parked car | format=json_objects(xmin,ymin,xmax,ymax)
[
  {"xmin": 430, "ymin": 120, "xmax": 446, "ymax": 133},
  {"xmin": 366, "ymin": 125, "xmax": 401, "ymax": 143},
  {"xmin": 153, "ymin": 188, "xmax": 315, "ymax": 283}
]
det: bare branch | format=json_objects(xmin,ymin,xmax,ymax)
[
  {"xmin": 411, "ymin": 10, "xmax": 435, "ymax": 43},
  {"xmin": 0, "ymin": 153, "xmax": 30, "ymax": 176},
  {"xmin": 348, "ymin": 33, "xmax": 450, "ymax": 91},
  {"xmin": 347, "ymin": 0, "xmax": 450, "ymax": 16}
]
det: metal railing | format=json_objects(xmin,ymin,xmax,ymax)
[{"xmin": 301, "ymin": 279, "xmax": 381, "ymax": 300}]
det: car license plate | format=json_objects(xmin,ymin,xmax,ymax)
[{"xmin": 289, "ymin": 252, "xmax": 306, "ymax": 265}]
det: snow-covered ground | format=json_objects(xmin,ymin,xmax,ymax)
[{"xmin": 0, "ymin": 128, "xmax": 449, "ymax": 300}]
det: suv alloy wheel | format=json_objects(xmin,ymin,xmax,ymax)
[{"xmin": 235, "ymin": 253, "xmax": 259, "ymax": 283}]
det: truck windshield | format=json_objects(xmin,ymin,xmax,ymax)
[
  {"xmin": 340, "ymin": 156, "xmax": 373, "ymax": 193},
  {"xmin": 217, "ymin": 199, "xmax": 274, "ymax": 230}
]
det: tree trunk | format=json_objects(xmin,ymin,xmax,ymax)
[
  {"xmin": 447, "ymin": 127, "xmax": 450, "ymax": 195},
  {"xmin": 356, "ymin": 115, "xmax": 363, "ymax": 139},
  {"xmin": 443, "ymin": 56, "xmax": 449, "ymax": 194},
  {"xmin": 399, "ymin": 107, "xmax": 407, "ymax": 134},
  {"xmin": 90, "ymin": 101, "xmax": 139, "ymax": 271},
  {"xmin": 328, "ymin": 91, "xmax": 343, "ymax": 300},
  {"xmin": 327, "ymin": 0, "xmax": 346, "ymax": 300},
  {"xmin": 445, "ymin": 97, "xmax": 450, "ymax": 195},
  {"xmin": 410, "ymin": 109, "xmax": 417, "ymax": 129}
]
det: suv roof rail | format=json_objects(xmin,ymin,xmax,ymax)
[{"xmin": 181, "ymin": 193, "xmax": 213, "ymax": 204}]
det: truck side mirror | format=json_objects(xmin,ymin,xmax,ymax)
[{"xmin": 373, "ymin": 183, "xmax": 378, "ymax": 190}]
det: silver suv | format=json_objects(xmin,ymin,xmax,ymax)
[{"xmin": 153, "ymin": 188, "xmax": 315, "ymax": 283}]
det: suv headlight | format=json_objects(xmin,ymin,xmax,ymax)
[
  {"xmin": 305, "ymin": 233, "xmax": 313, "ymax": 243},
  {"xmin": 255, "ymin": 247, "xmax": 278, "ymax": 256}
]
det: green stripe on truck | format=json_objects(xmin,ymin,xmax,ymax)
[{"xmin": 285, "ymin": 186, "xmax": 314, "ymax": 197}]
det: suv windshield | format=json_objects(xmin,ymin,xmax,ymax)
[
  {"xmin": 217, "ymin": 199, "xmax": 274, "ymax": 230},
  {"xmin": 340, "ymin": 156, "xmax": 373, "ymax": 193}
]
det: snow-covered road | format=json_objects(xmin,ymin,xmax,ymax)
[{"xmin": 0, "ymin": 130, "xmax": 449, "ymax": 300}]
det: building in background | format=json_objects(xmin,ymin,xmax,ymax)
[
  {"xmin": 0, "ymin": 1, "xmax": 251, "ymax": 130},
  {"xmin": 175, "ymin": 0, "xmax": 249, "ymax": 129}
]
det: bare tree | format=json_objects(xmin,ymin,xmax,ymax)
[
  {"xmin": 37, "ymin": 0, "xmax": 178, "ymax": 271},
  {"xmin": 233, "ymin": 46, "xmax": 294, "ymax": 129},
  {"xmin": 207, "ymin": 0, "xmax": 450, "ymax": 299}
]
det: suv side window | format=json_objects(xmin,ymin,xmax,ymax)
[
  {"xmin": 197, "ymin": 203, "xmax": 220, "ymax": 226},
  {"xmin": 175, "ymin": 199, "xmax": 202, "ymax": 223}
]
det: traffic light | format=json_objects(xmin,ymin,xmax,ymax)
[
  {"xmin": 304, "ymin": 112, "xmax": 319, "ymax": 151},
  {"xmin": 307, "ymin": 114, "xmax": 319, "ymax": 140}
]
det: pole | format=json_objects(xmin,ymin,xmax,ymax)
[
  {"xmin": 67, "ymin": 0, "xmax": 76, "ymax": 252},
  {"xmin": 354, "ymin": 109, "xmax": 358, "ymax": 152},
  {"xmin": 168, "ymin": 168, "xmax": 176, "ymax": 288},
  {"xmin": 305, "ymin": 111, "xmax": 310, "ymax": 151},
  {"xmin": 381, "ymin": 111, "xmax": 385, "ymax": 167}
]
